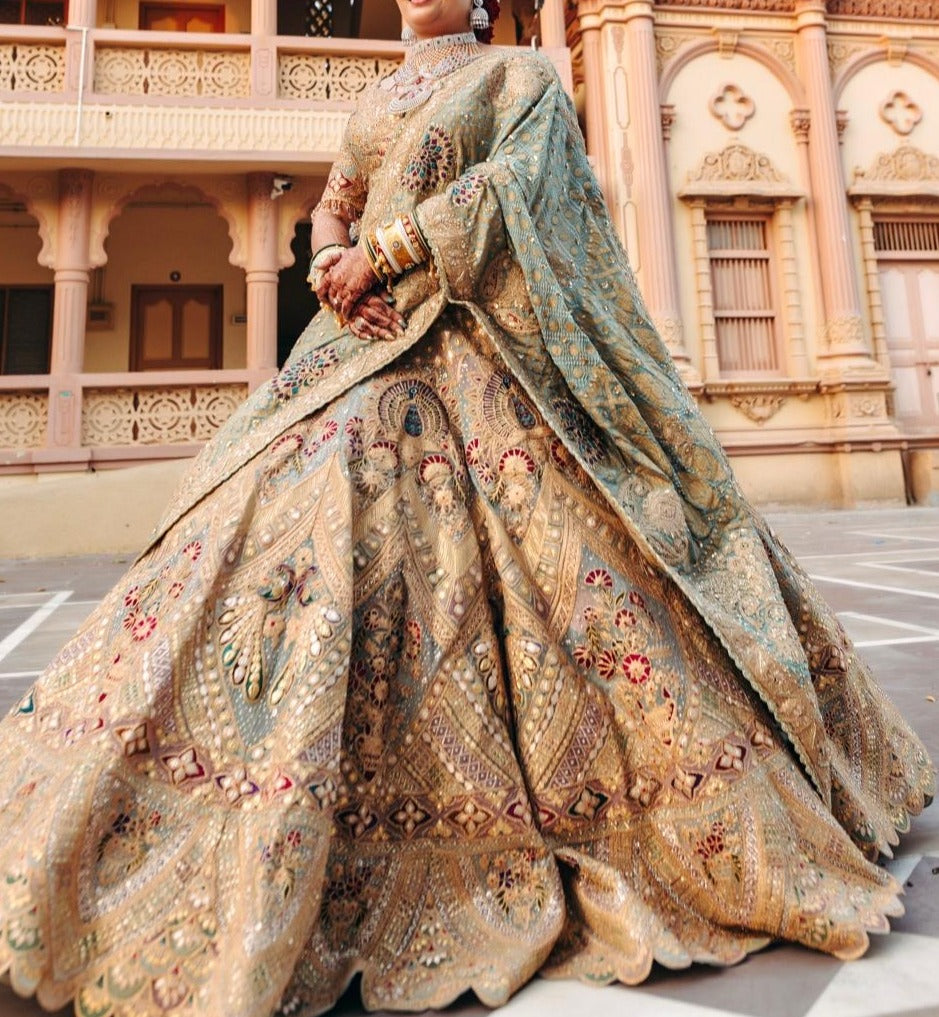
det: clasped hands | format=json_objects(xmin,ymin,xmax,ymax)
[{"xmin": 313, "ymin": 246, "xmax": 406, "ymax": 342}]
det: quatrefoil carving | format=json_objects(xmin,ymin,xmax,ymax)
[
  {"xmin": 709, "ymin": 84, "xmax": 755, "ymax": 131},
  {"xmin": 880, "ymin": 91, "xmax": 922, "ymax": 136}
]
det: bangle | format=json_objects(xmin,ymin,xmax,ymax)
[
  {"xmin": 368, "ymin": 214, "xmax": 430, "ymax": 279},
  {"xmin": 309, "ymin": 242, "xmax": 347, "ymax": 276},
  {"xmin": 362, "ymin": 233, "xmax": 389, "ymax": 285}
]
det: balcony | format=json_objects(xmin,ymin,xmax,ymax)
[{"xmin": 0, "ymin": 3, "xmax": 572, "ymax": 169}]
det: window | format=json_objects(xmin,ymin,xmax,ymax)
[
  {"xmin": 706, "ymin": 216, "xmax": 781, "ymax": 375},
  {"xmin": 873, "ymin": 219, "xmax": 939, "ymax": 257},
  {"xmin": 139, "ymin": 3, "xmax": 224, "ymax": 32},
  {"xmin": 130, "ymin": 285, "xmax": 222, "ymax": 370},
  {"xmin": 0, "ymin": 286, "xmax": 52, "ymax": 375},
  {"xmin": 0, "ymin": 0, "xmax": 66, "ymax": 25},
  {"xmin": 277, "ymin": 0, "xmax": 361, "ymax": 37}
]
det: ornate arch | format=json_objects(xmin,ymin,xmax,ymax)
[
  {"xmin": 660, "ymin": 38, "xmax": 807, "ymax": 107},
  {"xmin": 833, "ymin": 46, "xmax": 939, "ymax": 104},
  {"xmin": 275, "ymin": 178, "xmax": 330, "ymax": 270},
  {"xmin": 89, "ymin": 176, "xmax": 245, "ymax": 269},
  {"xmin": 0, "ymin": 175, "xmax": 57, "ymax": 269}
]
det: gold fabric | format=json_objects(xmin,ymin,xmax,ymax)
[{"xmin": 0, "ymin": 47, "xmax": 934, "ymax": 1017}]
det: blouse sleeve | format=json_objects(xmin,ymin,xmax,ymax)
[{"xmin": 313, "ymin": 118, "xmax": 368, "ymax": 226}]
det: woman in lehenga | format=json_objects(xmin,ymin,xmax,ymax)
[{"xmin": 0, "ymin": 0, "xmax": 934, "ymax": 1013}]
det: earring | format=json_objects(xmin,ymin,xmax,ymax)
[
  {"xmin": 401, "ymin": 24, "xmax": 415, "ymax": 45},
  {"xmin": 470, "ymin": 0, "xmax": 489, "ymax": 31}
]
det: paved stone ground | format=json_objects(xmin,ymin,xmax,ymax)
[{"xmin": 0, "ymin": 506, "xmax": 937, "ymax": 1017}]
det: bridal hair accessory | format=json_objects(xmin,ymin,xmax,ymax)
[{"xmin": 470, "ymin": 0, "xmax": 489, "ymax": 32}]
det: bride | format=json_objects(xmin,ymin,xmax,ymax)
[{"xmin": 0, "ymin": 0, "xmax": 932, "ymax": 1014}]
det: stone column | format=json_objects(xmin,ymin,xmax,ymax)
[
  {"xmin": 250, "ymin": 0, "xmax": 278, "ymax": 101},
  {"xmin": 620, "ymin": 0, "xmax": 693, "ymax": 376},
  {"xmin": 47, "ymin": 169, "xmax": 93, "ymax": 454},
  {"xmin": 540, "ymin": 0, "xmax": 567, "ymax": 48},
  {"xmin": 794, "ymin": 0, "xmax": 882, "ymax": 378},
  {"xmin": 688, "ymin": 200, "xmax": 720, "ymax": 381},
  {"xmin": 245, "ymin": 173, "xmax": 280, "ymax": 386},
  {"xmin": 64, "ymin": 0, "xmax": 96, "ymax": 97},
  {"xmin": 854, "ymin": 198, "xmax": 890, "ymax": 371},
  {"xmin": 577, "ymin": 1, "xmax": 614, "ymax": 208}
]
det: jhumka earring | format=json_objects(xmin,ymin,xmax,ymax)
[
  {"xmin": 401, "ymin": 24, "xmax": 415, "ymax": 45},
  {"xmin": 470, "ymin": 0, "xmax": 489, "ymax": 31}
]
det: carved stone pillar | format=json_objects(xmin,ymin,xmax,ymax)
[
  {"xmin": 620, "ymin": 0, "xmax": 693, "ymax": 376},
  {"xmin": 854, "ymin": 197, "xmax": 891, "ymax": 371},
  {"xmin": 540, "ymin": 0, "xmax": 567, "ymax": 48},
  {"xmin": 250, "ymin": 0, "xmax": 278, "ymax": 100},
  {"xmin": 688, "ymin": 199, "xmax": 720, "ymax": 381},
  {"xmin": 48, "ymin": 169, "xmax": 93, "ymax": 453},
  {"xmin": 794, "ymin": 0, "xmax": 883, "ymax": 379},
  {"xmin": 64, "ymin": 0, "xmax": 96, "ymax": 97},
  {"xmin": 245, "ymin": 173, "xmax": 280, "ymax": 384},
  {"xmin": 577, "ymin": 1, "xmax": 614, "ymax": 208}
]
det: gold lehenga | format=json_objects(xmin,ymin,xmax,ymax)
[{"xmin": 0, "ymin": 40, "xmax": 933, "ymax": 1017}]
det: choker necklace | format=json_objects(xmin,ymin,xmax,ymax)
[{"xmin": 382, "ymin": 31, "xmax": 483, "ymax": 114}]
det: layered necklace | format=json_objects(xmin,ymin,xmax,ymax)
[{"xmin": 382, "ymin": 31, "xmax": 484, "ymax": 114}]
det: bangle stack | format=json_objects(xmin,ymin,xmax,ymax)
[{"xmin": 365, "ymin": 214, "xmax": 431, "ymax": 284}]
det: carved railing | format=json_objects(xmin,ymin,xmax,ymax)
[
  {"xmin": 278, "ymin": 52, "xmax": 397, "ymax": 101},
  {"xmin": 0, "ymin": 391, "xmax": 48, "ymax": 449},
  {"xmin": 81, "ymin": 381, "xmax": 247, "ymax": 445},
  {"xmin": 0, "ymin": 42, "xmax": 65, "ymax": 93},
  {"xmin": 94, "ymin": 45, "xmax": 251, "ymax": 97}
]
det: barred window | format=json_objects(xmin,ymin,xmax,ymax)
[
  {"xmin": 0, "ymin": 286, "xmax": 52, "ymax": 375},
  {"xmin": 706, "ymin": 216, "xmax": 781, "ymax": 375},
  {"xmin": 873, "ymin": 219, "xmax": 939, "ymax": 256}
]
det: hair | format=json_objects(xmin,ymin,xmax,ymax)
[{"xmin": 473, "ymin": 0, "xmax": 500, "ymax": 44}]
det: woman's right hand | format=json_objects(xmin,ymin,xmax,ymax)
[
  {"xmin": 348, "ymin": 292, "xmax": 406, "ymax": 342},
  {"xmin": 320, "ymin": 246, "xmax": 381, "ymax": 321}
]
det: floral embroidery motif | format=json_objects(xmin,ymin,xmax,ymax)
[
  {"xmin": 451, "ymin": 171, "xmax": 485, "ymax": 205},
  {"xmin": 272, "ymin": 346, "xmax": 340, "ymax": 401},
  {"xmin": 400, "ymin": 125, "xmax": 456, "ymax": 192}
]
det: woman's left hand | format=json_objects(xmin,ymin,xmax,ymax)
[{"xmin": 321, "ymin": 246, "xmax": 380, "ymax": 321}]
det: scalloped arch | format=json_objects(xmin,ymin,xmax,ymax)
[
  {"xmin": 0, "ymin": 179, "xmax": 56, "ymax": 269},
  {"xmin": 276, "ymin": 182, "xmax": 328, "ymax": 270},
  {"xmin": 660, "ymin": 38, "xmax": 807, "ymax": 107},
  {"xmin": 90, "ymin": 178, "xmax": 245, "ymax": 269},
  {"xmin": 833, "ymin": 47, "xmax": 939, "ymax": 103}
]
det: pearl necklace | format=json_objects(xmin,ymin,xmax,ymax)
[{"xmin": 382, "ymin": 31, "xmax": 484, "ymax": 114}]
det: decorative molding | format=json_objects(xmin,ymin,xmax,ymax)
[
  {"xmin": 679, "ymin": 143, "xmax": 802, "ymax": 199},
  {"xmin": 709, "ymin": 84, "xmax": 755, "ymax": 130},
  {"xmin": 657, "ymin": 0, "xmax": 794, "ymax": 11},
  {"xmin": 94, "ymin": 46, "xmax": 250, "ymax": 97},
  {"xmin": 713, "ymin": 30, "xmax": 740, "ymax": 59},
  {"xmin": 850, "ymin": 144, "xmax": 939, "ymax": 199},
  {"xmin": 729, "ymin": 393, "xmax": 786, "ymax": 424},
  {"xmin": 879, "ymin": 90, "xmax": 922, "ymax": 136},
  {"xmin": 790, "ymin": 107, "xmax": 811, "ymax": 142},
  {"xmin": 828, "ymin": 0, "xmax": 939, "ymax": 17},
  {"xmin": 654, "ymin": 31, "xmax": 702, "ymax": 77},
  {"xmin": 278, "ymin": 53, "xmax": 398, "ymax": 102},
  {"xmin": 835, "ymin": 108, "xmax": 849, "ymax": 142},
  {"xmin": 81, "ymin": 384, "xmax": 246, "ymax": 446},
  {"xmin": 660, "ymin": 104, "xmax": 677, "ymax": 141},
  {"xmin": 0, "ymin": 43, "xmax": 65, "ymax": 93},
  {"xmin": 827, "ymin": 39, "xmax": 867, "ymax": 76},
  {"xmin": 0, "ymin": 393, "xmax": 47, "ymax": 450},
  {"xmin": 767, "ymin": 38, "xmax": 796, "ymax": 75},
  {"xmin": 0, "ymin": 101, "xmax": 351, "ymax": 159}
]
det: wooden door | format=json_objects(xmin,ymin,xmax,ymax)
[
  {"xmin": 139, "ymin": 3, "xmax": 225, "ymax": 32},
  {"xmin": 131, "ymin": 285, "xmax": 222, "ymax": 371},
  {"xmin": 878, "ymin": 261, "xmax": 939, "ymax": 431}
]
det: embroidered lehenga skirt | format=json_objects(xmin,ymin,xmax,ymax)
[{"xmin": 0, "ymin": 44, "xmax": 933, "ymax": 1017}]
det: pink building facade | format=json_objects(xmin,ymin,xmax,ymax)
[{"xmin": 0, "ymin": 0, "xmax": 937, "ymax": 515}]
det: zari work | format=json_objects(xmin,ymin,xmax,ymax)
[{"xmin": 0, "ymin": 41, "xmax": 933, "ymax": 1017}]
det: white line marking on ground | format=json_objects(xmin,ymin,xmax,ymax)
[
  {"xmin": 0, "ymin": 671, "xmax": 40, "ymax": 680},
  {"xmin": 853, "ymin": 635, "xmax": 939, "ymax": 648},
  {"xmin": 838, "ymin": 612, "xmax": 939, "ymax": 636},
  {"xmin": 0, "ymin": 591, "xmax": 72, "ymax": 666},
  {"xmin": 849, "ymin": 530, "xmax": 939, "ymax": 544},
  {"xmin": 808, "ymin": 574, "xmax": 939, "ymax": 601},
  {"xmin": 862, "ymin": 561, "xmax": 939, "ymax": 579},
  {"xmin": 791, "ymin": 549, "xmax": 939, "ymax": 561}
]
